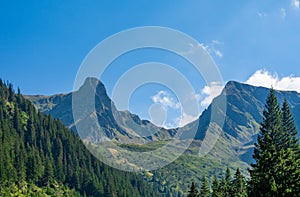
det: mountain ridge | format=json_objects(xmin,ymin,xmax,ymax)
[
  {"xmin": 26, "ymin": 77, "xmax": 177, "ymax": 144},
  {"xmin": 25, "ymin": 78, "xmax": 300, "ymax": 195},
  {"xmin": 26, "ymin": 78, "xmax": 300, "ymax": 145}
]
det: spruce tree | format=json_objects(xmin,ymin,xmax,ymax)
[
  {"xmin": 231, "ymin": 168, "xmax": 247, "ymax": 197},
  {"xmin": 187, "ymin": 182, "xmax": 200, "ymax": 197},
  {"xmin": 249, "ymin": 89, "xmax": 300, "ymax": 196},
  {"xmin": 211, "ymin": 176, "xmax": 221, "ymax": 197},
  {"xmin": 222, "ymin": 167, "xmax": 232, "ymax": 197},
  {"xmin": 220, "ymin": 177, "xmax": 229, "ymax": 197},
  {"xmin": 281, "ymin": 99, "xmax": 299, "ymax": 151},
  {"xmin": 199, "ymin": 176, "xmax": 210, "ymax": 197},
  {"xmin": 279, "ymin": 99, "xmax": 300, "ymax": 196},
  {"xmin": 249, "ymin": 88, "xmax": 282, "ymax": 196}
]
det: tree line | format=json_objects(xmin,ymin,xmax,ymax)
[
  {"xmin": 187, "ymin": 167, "xmax": 247, "ymax": 197},
  {"xmin": 187, "ymin": 89, "xmax": 300, "ymax": 197}
]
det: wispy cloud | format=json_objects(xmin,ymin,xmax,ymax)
[
  {"xmin": 246, "ymin": 69, "xmax": 300, "ymax": 93},
  {"xmin": 212, "ymin": 40, "xmax": 222, "ymax": 45},
  {"xmin": 201, "ymin": 40, "xmax": 224, "ymax": 58},
  {"xmin": 291, "ymin": 0, "xmax": 300, "ymax": 8},
  {"xmin": 280, "ymin": 8, "xmax": 287, "ymax": 19},
  {"xmin": 172, "ymin": 112, "xmax": 198, "ymax": 128},
  {"xmin": 257, "ymin": 12, "xmax": 267, "ymax": 18},
  {"xmin": 183, "ymin": 40, "xmax": 224, "ymax": 58},
  {"xmin": 151, "ymin": 90, "xmax": 201, "ymax": 128},
  {"xmin": 151, "ymin": 90, "xmax": 180, "ymax": 109},
  {"xmin": 151, "ymin": 87, "xmax": 224, "ymax": 128},
  {"xmin": 214, "ymin": 50, "xmax": 223, "ymax": 58}
]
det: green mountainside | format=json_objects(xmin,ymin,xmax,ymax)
[
  {"xmin": 26, "ymin": 78, "xmax": 300, "ymax": 196},
  {"xmin": 0, "ymin": 80, "xmax": 159, "ymax": 196}
]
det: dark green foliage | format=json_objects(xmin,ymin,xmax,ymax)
[
  {"xmin": 249, "ymin": 88, "xmax": 283, "ymax": 196},
  {"xmin": 0, "ymin": 80, "xmax": 158, "ymax": 196},
  {"xmin": 220, "ymin": 168, "xmax": 232, "ymax": 197},
  {"xmin": 279, "ymin": 99, "xmax": 300, "ymax": 195},
  {"xmin": 249, "ymin": 89, "xmax": 300, "ymax": 196},
  {"xmin": 231, "ymin": 168, "xmax": 247, "ymax": 197},
  {"xmin": 199, "ymin": 176, "xmax": 210, "ymax": 197},
  {"xmin": 188, "ymin": 168, "xmax": 247, "ymax": 197},
  {"xmin": 211, "ymin": 176, "xmax": 222, "ymax": 197},
  {"xmin": 0, "ymin": 181, "xmax": 81, "ymax": 196},
  {"xmin": 187, "ymin": 182, "xmax": 200, "ymax": 197},
  {"xmin": 282, "ymin": 99, "xmax": 299, "ymax": 151}
]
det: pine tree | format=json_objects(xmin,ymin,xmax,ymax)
[
  {"xmin": 222, "ymin": 167, "xmax": 232, "ymax": 197},
  {"xmin": 249, "ymin": 88, "xmax": 282, "ymax": 196},
  {"xmin": 249, "ymin": 89, "xmax": 300, "ymax": 196},
  {"xmin": 211, "ymin": 176, "xmax": 222, "ymax": 197},
  {"xmin": 15, "ymin": 143, "xmax": 26, "ymax": 188},
  {"xmin": 220, "ymin": 177, "xmax": 228, "ymax": 197},
  {"xmin": 281, "ymin": 99, "xmax": 299, "ymax": 151},
  {"xmin": 187, "ymin": 182, "xmax": 200, "ymax": 197},
  {"xmin": 199, "ymin": 176, "xmax": 210, "ymax": 197},
  {"xmin": 43, "ymin": 156, "xmax": 54, "ymax": 185},
  {"xmin": 231, "ymin": 168, "xmax": 247, "ymax": 197},
  {"xmin": 279, "ymin": 99, "xmax": 300, "ymax": 196}
]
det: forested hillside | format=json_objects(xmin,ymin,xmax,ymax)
[{"xmin": 0, "ymin": 80, "xmax": 158, "ymax": 196}]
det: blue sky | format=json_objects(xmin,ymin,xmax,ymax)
[{"xmin": 1, "ymin": 0, "xmax": 300, "ymax": 127}]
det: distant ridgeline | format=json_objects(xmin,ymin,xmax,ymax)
[{"xmin": 0, "ymin": 80, "xmax": 159, "ymax": 196}]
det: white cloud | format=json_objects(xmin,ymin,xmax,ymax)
[
  {"xmin": 179, "ymin": 43, "xmax": 204, "ymax": 56},
  {"xmin": 180, "ymin": 112, "xmax": 198, "ymax": 127},
  {"xmin": 291, "ymin": 0, "xmax": 300, "ymax": 8},
  {"xmin": 183, "ymin": 40, "xmax": 224, "ymax": 58},
  {"xmin": 197, "ymin": 43, "xmax": 209, "ymax": 51},
  {"xmin": 246, "ymin": 69, "xmax": 300, "ymax": 93},
  {"xmin": 208, "ymin": 40, "xmax": 224, "ymax": 58},
  {"xmin": 212, "ymin": 40, "xmax": 222, "ymax": 45},
  {"xmin": 200, "ymin": 82, "xmax": 224, "ymax": 107},
  {"xmin": 280, "ymin": 8, "xmax": 287, "ymax": 19},
  {"xmin": 257, "ymin": 12, "xmax": 267, "ymax": 17},
  {"xmin": 173, "ymin": 112, "xmax": 198, "ymax": 128},
  {"xmin": 214, "ymin": 50, "xmax": 223, "ymax": 58},
  {"xmin": 151, "ymin": 90, "xmax": 180, "ymax": 109},
  {"xmin": 151, "ymin": 90, "xmax": 207, "ymax": 128}
]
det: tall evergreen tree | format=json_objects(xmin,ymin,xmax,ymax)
[
  {"xmin": 220, "ymin": 167, "xmax": 232, "ymax": 197},
  {"xmin": 249, "ymin": 88, "xmax": 282, "ymax": 196},
  {"xmin": 279, "ymin": 99, "xmax": 300, "ymax": 195},
  {"xmin": 220, "ymin": 177, "xmax": 228, "ymax": 197},
  {"xmin": 281, "ymin": 99, "xmax": 299, "ymax": 151},
  {"xmin": 249, "ymin": 88, "xmax": 300, "ymax": 196},
  {"xmin": 231, "ymin": 168, "xmax": 247, "ymax": 197},
  {"xmin": 187, "ymin": 182, "xmax": 200, "ymax": 197},
  {"xmin": 211, "ymin": 175, "xmax": 222, "ymax": 197},
  {"xmin": 199, "ymin": 176, "xmax": 210, "ymax": 197}
]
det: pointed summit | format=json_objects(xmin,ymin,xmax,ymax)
[{"xmin": 79, "ymin": 77, "xmax": 106, "ymax": 94}]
